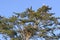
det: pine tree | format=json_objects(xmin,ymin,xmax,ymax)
[{"xmin": 0, "ymin": 5, "xmax": 60, "ymax": 40}]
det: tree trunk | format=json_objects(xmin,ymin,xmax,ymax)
[
  {"xmin": 26, "ymin": 36, "xmax": 30, "ymax": 40},
  {"xmin": 25, "ymin": 34, "xmax": 31, "ymax": 40}
]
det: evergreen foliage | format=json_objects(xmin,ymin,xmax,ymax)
[{"xmin": 0, "ymin": 5, "xmax": 60, "ymax": 40}]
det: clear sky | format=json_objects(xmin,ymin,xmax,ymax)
[
  {"xmin": 0, "ymin": 0, "xmax": 60, "ymax": 17},
  {"xmin": 0, "ymin": 0, "xmax": 60, "ymax": 40}
]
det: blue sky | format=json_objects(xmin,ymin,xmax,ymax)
[
  {"xmin": 0, "ymin": 0, "xmax": 60, "ymax": 17},
  {"xmin": 0, "ymin": 0, "xmax": 60, "ymax": 40}
]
